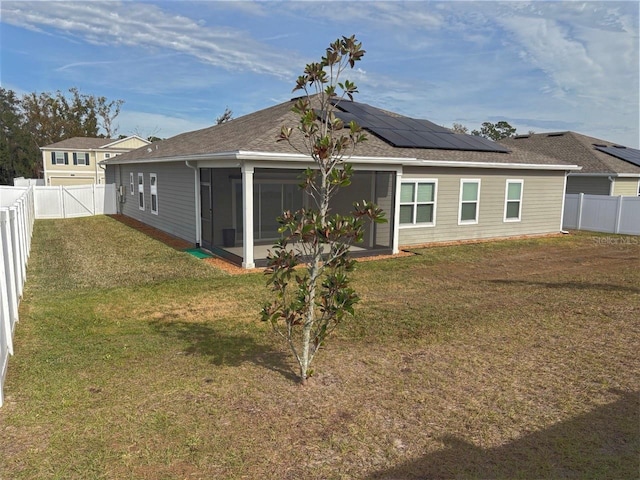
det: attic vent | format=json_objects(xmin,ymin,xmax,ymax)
[
  {"xmin": 547, "ymin": 133, "xmax": 564, "ymax": 137},
  {"xmin": 514, "ymin": 135, "xmax": 530, "ymax": 139},
  {"xmin": 592, "ymin": 143, "xmax": 608, "ymax": 147},
  {"xmin": 613, "ymin": 145, "xmax": 627, "ymax": 149}
]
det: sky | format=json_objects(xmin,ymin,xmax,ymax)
[{"xmin": 1, "ymin": 1, "xmax": 638, "ymax": 148}]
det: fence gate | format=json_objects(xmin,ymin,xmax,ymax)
[{"xmin": 34, "ymin": 184, "xmax": 117, "ymax": 219}]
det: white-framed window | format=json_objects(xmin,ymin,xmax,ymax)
[
  {"xmin": 53, "ymin": 151, "xmax": 66, "ymax": 165},
  {"xmin": 150, "ymin": 173, "xmax": 158, "ymax": 215},
  {"xmin": 138, "ymin": 173, "xmax": 145, "ymax": 210},
  {"xmin": 504, "ymin": 179, "xmax": 523, "ymax": 222},
  {"xmin": 74, "ymin": 152, "xmax": 89, "ymax": 166},
  {"xmin": 130, "ymin": 172, "xmax": 134, "ymax": 195},
  {"xmin": 399, "ymin": 180, "xmax": 437, "ymax": 226},
  {"xmin": 459, "ymin": 179, "xmax": 481, "ymax": 225}
]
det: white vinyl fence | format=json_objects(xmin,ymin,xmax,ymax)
[
  {"xmin": 563, "ymin": 194, "xmax": 640, "ymax": 235},
  {"xmin": 0, "ymin": 183, "xmax": 115, "ymax": 407},
  {"xmin": 0, "ymin": 186, "xmax": 35, "ymax": 407},
  {"xmin": 34, "ymin": 184, "xmax": 117, "ymax": 219}
]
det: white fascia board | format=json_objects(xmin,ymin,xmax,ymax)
[
  {"xmin": 418, "ymin": 159, "xmax": 582, "ymax": 171},
  {"xmin": 235, "ymin": 151, "xmax": 411, "ymax": 172},
  {"xmin": 103, "ymin": 152, "xmax": 237, "ymax": 166},
  {"xmin": 235, "ymin": 150, "xmax": 412, "ymax": 164},
  {"xmin": 567, "ymin": 172, "xmax": 640, "ymax": 177},
  {"xmin": 103, "ymin": 149, "xmax": 581, "ymax": 172},
  {"xmin": 103, "ymin": 150, "xmax": 414, "ymax": 170}
]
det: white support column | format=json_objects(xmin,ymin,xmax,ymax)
[
  {"xmin": 392, "ymin": 169, "xmax": 402, "ymax": 254},
  {"xmin": 242, "ymin": 164, "xmax": 255, "ymax": 269},
  {"xmin": 560, "ymin": 172, "xmax": 569, "ymax": 231}
]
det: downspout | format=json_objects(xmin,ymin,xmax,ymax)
[
  {"xmin": 185, "ymin": 161, "xmax": 202, "ymax": 248},
  {"xmin": 559, "ymin": 171, "xmax": 569, "ymax": 233},
  {"xmin": 607, "ymin": 176, "xmax": 614, "ymax": 196}
]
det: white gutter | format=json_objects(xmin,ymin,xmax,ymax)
[
  {"xmin": 104, "ymin": 149, "xmax": 582, "ymax": 172},
  {"xmin": 417, "ymin": 159, "xmax": 582, "ymax": 171},
  {"xmin": 568, "ymin": 172, "xmax": 640, "ymax": 178},
  {"xmin": 185, "ymin": 161, "xmax": 201, "ymax": 248}
]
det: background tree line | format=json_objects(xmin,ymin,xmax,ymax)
[
  {"xmin": 451, "ymin": 120, "xmax": 525, "ymax": 140},
  {"xmin": 0, "ymin": 87, "xmax": 123, "ymax": 185}
]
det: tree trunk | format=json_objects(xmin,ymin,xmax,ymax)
[{"xmin": 299, "ymin": 171, "xmax": 330, "ymax": 385}]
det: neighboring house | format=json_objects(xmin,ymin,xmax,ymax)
[
  {"xmin": 500, "ymin": 132, "xmax": 640, "ymax": 196},
  {"xmin": 103, "ymin": 98, "xmax": 579, "ymax": 269},
  {"xmin": 41, "ymin": 136, "xmax": 151, "ymax": 186}
]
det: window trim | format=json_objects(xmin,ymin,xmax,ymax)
[
  {"xmin": 503, "ymin": 179, "xmax": 524, "ymax": 222},
  {"xmin": 138, "ymin": 173, "xmax": 145, "ymax": 211},
  {"xmin": 130, "ymin": 172, "xmax": 134, "ymax": 195},
  {"xmin": 54, "ymin": 151, "xmax": 66, "ymax": 165},
  {"xmin": 74, "ymin": 152, "xmax": 89, "ymax": 166},
  {"xmin": 150, "ymin": 173, "xmax": 158, "ymax": 215},
  {"xmin": 399, "ymin": 179, "xmax": 438, "ymax": 228},
  {"xmin": 458, "ymin": 179, "xmax": 481, "ymax": 225}
]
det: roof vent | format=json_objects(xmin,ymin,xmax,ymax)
[
  {"xmin": 592, "ymin": 143, "xmax": 608, "ymax": 147},
  {"xmin": 547, "ymin": 133, "xmax": 564, "ymax": 137},
  {"xmin": 514, "ymin": 135, "xmax": 530, "ymax": 139},
  {"xmin": 613, "ymin": 145, "xmax": 626, "ymax": 149}
]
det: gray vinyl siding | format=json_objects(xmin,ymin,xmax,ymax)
[
  {"xmin": 566, "ymin": 176, "xmax": 611, "ymax": 195},
  {"xmin": 399, "ymin": 167, "xmax": 566, "ymax": 246},
  {"xmin": 112, "ymin": 162, "xmax": 196, "ymax": 243},
  {"xmin": 612, "ymin": 178, "xmax": 640, "ymax": 196}
]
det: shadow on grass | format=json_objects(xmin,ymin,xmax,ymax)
[
  {"xmin": 369, "ymin": 389, "xmax": 639, "ymax": 479},
  {"xmin": 489, "ymin": 279, "xmax": 639, "ymax": 293},
  {"xmin": 149, "ymin": 320, "xmax": 298, "ymax": 382}
]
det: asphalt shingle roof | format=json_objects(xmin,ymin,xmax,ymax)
[
  {"xmin": 103, "ymin": 98, "xmax": 575, "ymax": 168},
  {"xmin": 500, "ymin": 131, "xmax": 640, "ymax": 175},
  {"xmin": 42, "ymin": 137, "xmax": 118, "ymax": 150}
]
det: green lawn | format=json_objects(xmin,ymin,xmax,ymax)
[{"xmin": 1, "ymin": 216, "xmax": 638, "ymax": 479}]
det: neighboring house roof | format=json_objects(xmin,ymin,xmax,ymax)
[
  {"xmin": 500, "ymin": 131, "xmax": 640, "ymax": 176},
  {"xmin": 41, "ymin": 135, "xmax": 150, "ymax": 150},
  {"xmin": 103, "ymin": 98, "xmax": 578, "ymax": 170}
]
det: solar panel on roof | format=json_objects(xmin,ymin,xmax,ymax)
[
  {"xmin": 594, "ymin": 145, "xmax": 640, "ymax": 168},
  {"xmin": 330, "ymin": 99, "xmax": 509, "ymax": 153}
]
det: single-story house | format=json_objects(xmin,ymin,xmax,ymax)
[
  {"xmin": 41, "ymin": 136, "xmax": 151, "ymax": 186},
  {"xmin": 102, "ymin": 98, "xmax": 580, "ymax": 269},
  {"xmin": 500, "ymin": 132, "xmax": 640, "ymax": 196}
]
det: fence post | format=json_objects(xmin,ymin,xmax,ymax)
[
  {"xmin": 613, "ymin": 196, "xmax": 623, "ymax": 234},
  {"xmin": 576, "ymin": 193, "xmax": 584, "ymax": 231},
  {"xmin": 0, "ymin": 210, "xmax": 14, "ymax": 357},
  {"xmin": 59, "ymin": 185, "xmax": 66, "ymax": 219},
  {"xmin": 8, "ymin": 208, "xmax": 24, "ymax": 299},
  {"xmin": 0, "ymin": 210, "xmax": 18, "ymax": 325}
]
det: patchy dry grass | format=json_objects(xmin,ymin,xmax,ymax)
[{"xmin": 1, "ymin": 217, "xmax": 638, "ymax": 479}]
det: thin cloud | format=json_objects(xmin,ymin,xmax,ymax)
[{"xmin": 2, "ymin": 1, "xmax": 300, "ymax": 79}]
